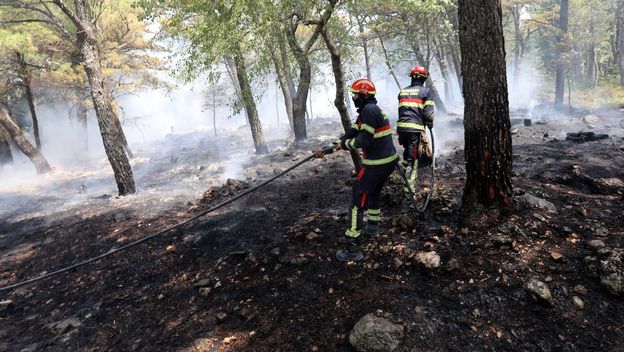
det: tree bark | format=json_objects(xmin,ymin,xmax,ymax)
[
  {"xmin": 270, "ymin": 47, "xmax": 294, "ymax": 130},
  {"xmin": 77, "ymin": 98, "xmax": 89, "ymax": 151},
  {"xmin": 16, "ymin": 52, "xmax": 41, "ymax": 151},
  {"xmin": 52, "ymin": 0, "xmax": 135, "ymax": 195},
  {"xmin": 458, "ymin": 0, "xmax": 513, "ymax": 217},
  {"xmin": 586, "ymin": 10, "xmax": 597, "ymax": 87},
  {"xmin": 321, "ymin": 27, "xmax": 362, "ymax": 171},
  {"xmin": 616, "ymin": 0, "xmax": 624, "ymax": 85},
  {"xmin": 233, "ymin": 51, "xmax": 269, "ymax": 154},
  {"xmin": 0, "ymin": 125, "xmax": 13, "ymax": 166},
  {"xmin": 377, "ymin": 34, "xmax": 402, "ymax": 89},
  {"xmin": 212, "ymin": 90, "xmax": 217, "ymax": 137},
  {"xmin": 554, "ymin": 0, "xmax": 570, "ymax": 110},
  {"xmin": 511, "ymin": 5, "xmax": 522, "ymax": 85},
  {"xmin": 408, "ymin": 42, "xmax": 448, "ymax": 113},
  {"xmin": 0, "ymin": 105, "xmax": 51, "ymax": 174},
  {"xmin": 285, "ymin": 0, "xmax": 337, "ymax": 141}
]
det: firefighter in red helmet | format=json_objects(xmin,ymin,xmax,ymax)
[
  {"xmin": 397, "ymin": 66, "xmax": 434, "ymax": 202},
  {"xmin": 316, "ymin": 78, "xmax": 399, "ymax": 261}
]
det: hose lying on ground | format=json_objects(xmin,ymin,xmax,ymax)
[{"xmin": 0, "ymin": 154, "xmax": 317, "ymax": 293}]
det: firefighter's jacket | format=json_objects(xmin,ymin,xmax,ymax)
[
  {"xmin": 397, "ymin": 82, "xmax": 435, "ymax": 133},
  {"xmin": 340, "ymin": 99, "xmax": 398, "ymax": 166}
]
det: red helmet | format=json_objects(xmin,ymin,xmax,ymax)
[
  {"xmin": 410, "ymin": 65, "xmax": 429, "ymax": 79},
  {"xmin": 349, "ymin": 78, "xmax": 376, "ymax": 95}
]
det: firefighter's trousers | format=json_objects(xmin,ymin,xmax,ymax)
[
  {"xmin": 398, "ymin": 131, "xmax": 423, "ymax": 194},
  {"xmin": 345, "ymin": 161, "xmax": 397, "ymax": 239}
]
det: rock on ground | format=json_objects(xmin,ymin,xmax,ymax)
[
  {"xmin": 526, "ymin": 279, "xmax": 552, "ymax": 303},
  {"xmin": 518, "ymin": 193, "xmax": 557, "ymax": 213},
  {"xmin": 349, "ymin": 313, "xmax": 404, "ymax": 352},
  {"xmin": 600, "ymin": 250, "xmax": 624, "ymax": 295}
]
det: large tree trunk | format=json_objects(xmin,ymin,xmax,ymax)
[
  {"xmin": 233, "ymin": 51, "xmax": 269, "ymax": 154},
  {"xmin": 616, "ymin": 0, "xmax": 624, "ymax": 85},
  {"xmin": 110, "ymin": 101, "xmax": 133, "ymax": 159},
  {"xmin": 554, "ymin": 0, "xmax": 570, "ymax": 110},
  {"xmin": 321, "ymin": 27, "xmax": 362, "ymax": 171},
  {"xmin": 79, "ymin": 34, "xmax": 136, "ymax": 195},
  {"xmin": 16, "ymin": 52, "xmax": 41, "ymax": 151},
  {"xmin": 0, "ymin": 125, "xmax": 13, "ymax": 166},
  {"xmin": 0, "ymin": 105, "xmax": 51, "ymax": 174},
  {"xmin": 458, "ymin": 0, "xmax": 513, "ymax": 217}
]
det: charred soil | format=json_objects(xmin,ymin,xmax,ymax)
[{"xmin": 1, "ymin": 126, "xmax": 623, "ymax": 351}]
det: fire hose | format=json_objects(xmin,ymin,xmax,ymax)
[
  {"xmin": 0, "ymin": 132, "xmax": 435, "ymax": 293},
  {"xmin": 0, "ymin": 153, "xmax": 320, "ymax": 293}
]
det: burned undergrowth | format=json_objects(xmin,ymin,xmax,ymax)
[{"xmin": 1, "ymin": 119, "xmax": 623, "ymax": 351}]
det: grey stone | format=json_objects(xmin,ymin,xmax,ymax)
[
  {"xmin": 600, "ymin": 250, "xmax": 624, "ymax": 295},
  {"xmin": 519, "ymin": 193, "xmax": 557, "ymax": 213},
  {"xmin": 349, "ymin": 313, "xmax": 404, "ymax": 352},
  {"xmin": 526, "ymin": 279, "xmax": 552, "ymax": 302},
  {"xmin": 572, "ymin": 296, "xmax": 585, "ymax": 310},
  {"xmin": 587, "ymin": 240, "xmax": 606, "ymax": 250},
  {"xmin": 581, "ymin": 115, "xmax": 600, "ymax": 124}
]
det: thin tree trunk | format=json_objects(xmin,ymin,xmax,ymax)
[
  {"xmin": 270, "ymin": 45, "xmax": 294, "ymax": 130},
  {"xmin": 0, "ymin": 125, "xmax": 13, "ymax": 166},
  {"xmin": 358, "ymin": 19, "xmax": 372, "ymax": 79},
  {"xmin": 321, "ymin": 27, "xmax": 362, "ymax": 171},
  {"xmin": 587, "ymin": 10, "xmax": 597, "ymax": 86},
  {"xmin": 434, "ymin": 43, "xmax": 453, "ymax": 102},
  {"xmin": 16, "ymin": 51, "xmax": 41, "ymax": 150},
  {"xmin": 233, "ymin": 51, "xmax": 269, "ymax": 154},
  {"xmin": 0, "ymin": 105, "xmax": 51, "ymax": 174},
  {"xmin": 616, "ymin": 0, "xmax": 624, "ymax": 85},
  {"xmin": 555, "ymin": 0, "xmax": 570, "ymax": 110},
  {"xmin": 213, "ymin": 90, "xmax": 217, "ymax": 137},
  {"xmin": 377, "ymin": 34, "xmax": 402, "ymax": 89},
  {"xmin": 77, "ymin": 98, "xmax": 89, "ymax": 151},
  {"xmin": 450, "ymin": 44, "xmax": 463, "ymax": 92},
  {"xmin": 458, "ymin": 0, "xmax": 513, "ymax": 217},
  {"xmin": 512, "ymin": 5, "xmax": 522, "ymax": 85},
  {"xmin": 409, "ymin": 42, "xmax": 448, "ymax": 113}
]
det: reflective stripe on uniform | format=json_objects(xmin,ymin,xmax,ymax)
[
  {"xmin": 345, "ymin": 206, "xmax": 361, "ymax": 238},
  {"xmin": 424, "ymin": 100, "xmax": 435, "ymax": 106},
  {"xmin": 373, "ymin": 125, "xmax": 393, "ymax": 138},
  {"xmin": 360, "ymin": 123, "xmax": 375, "ymax": 134},
  {"xmin": 368, "ymin": 214, "xmax": 381, "ymax": 222},
  {"xmin": 362, "ymin": 153, "xmax": 399, "ymax": 166},
  {"xmin": 368, "ymin": 208, "xmax": 381, "ymax": 215},
  {"xmin": 351, "ymin": 123, "xmax": 359, "ymax": 130},
  {"xmin": 397, "ymin": 122, "xmax": 425, "ymax": 130},
  {"xmin": 368, "ymin": 208, "xmax": 381, "ymax": 222},
  {"xmin": 399, "ymin": 101, "xmax": 425, "ymax": 108}
]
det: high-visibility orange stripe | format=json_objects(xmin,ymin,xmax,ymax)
[
  {"xmin": 375, "ymin": 125, "xmax": 391, "ymax": 132},
  {"xmin": 361, "ymin": 192, "xmax": 368, "ymax": 208},
  {"xmin": 399, "ymin": 98, "xmax": 424, "ymax": 104},
  {"xmin": 356, "ymin": 167, "xmax": 366, "ymax": 181}
]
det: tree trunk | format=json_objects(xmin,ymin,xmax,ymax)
[
  {"xmin": 616, "ymin": 0, "xmax": 624, "ymax": 85},
  {"xmin": 587, "ymin": 11, "xmax": 597, "ymax": 86},
  {"xmin": 377, "ymin": 34, "xmax": 402, "ymax": 89},
  {"xmin": 111, "ymin": 102, "xmax": 133, "ymax": 159},
  {"xmin": 450, "ymin": 44, "xmax": 463, "ymax": 92},
  {"xmin": 409, "ymin": 42, "xmax": 448, "ymax": 113},
  {"xmin": 77, "ymin": 98, "xmax": 89, "ymax": 151},
  {"xmin": 0, "ymin": 125, "xmax": 13, "ymax": 166},
  {"xmin": 271, "ymin": 49, "xmax": 294, "ymax": 130},
  {"xmin": 79, "ymin": 33, "xmax": 136, "ymax": 195},
  {"xmin": 233, "ymin": 51, "xmax": 269, "ymax": 154},
  {"xmin": 321, "ymin": 27, "xmax": 362, "ymax": 171},
  {"xmin": 286, "ymin": 30, "xmax": 313, "ymax": 141},
  {"xmin": 16, "ymin": 52, "xmax": 41, "ymax": 151},
  {"xmin": 358, "ymin": 19, "xmax": 372, "ymax": 79},
  {"xmin": 554, "ymin": 0, "xmax": 570, "ymax": 110},
  {"xmin": 434, "ymin": 43, "xmax": 453, "ymax": 102},
  {"xmin": 511, "ymin": 5, "xmax": 522, "ymax": 85},
  {"xmin": 0, "ymin": 105, "xmax": 51, "ymax": 174},
  {"xmin": 458, "ymin": 0, "xmax": 513, "ymax": 217},
  {"xmin": 213, "ymin": 91, "xmax": 217, "ymax": 137}
]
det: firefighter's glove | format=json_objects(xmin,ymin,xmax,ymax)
[{"xmin": 426, "ymin": 122, "xmax": 433, "ymax": 129}]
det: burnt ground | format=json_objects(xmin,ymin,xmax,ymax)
[{"xmin": 1, "ymin": 118, "xmax": 624, "ymax": 351}]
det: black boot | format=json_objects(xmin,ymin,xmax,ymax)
[
  {"xmin": 364, "ymin": 223, "xmax": 379, "ymax": 236},
  {"xmin": 336, "ymin": 239, "xmax": 363, "ymax": 261}
]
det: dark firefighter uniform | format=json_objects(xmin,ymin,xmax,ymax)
[
  {"xmin": 340, "ymin": 94, "xmax": 398, "ymax": 240},
  {"xmin": 397, "ymin": 66, "xmax": 435, "ymax": 194}
]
